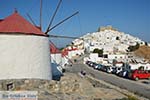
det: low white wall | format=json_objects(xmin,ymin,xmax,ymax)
[
  {"xmin": 68, "ymin": 51, "xmax": 76, "ymax": 59},
  {"xmin": 51, "ymin": 53, "xmax": 62, "ymax": 64},
  {"xmin": 115, "ymin": 63, "xmax": 123, "ymax": 67},
  {"xmin": 0, "ymin": 35, "xmax": 51, "ymax": 80},
  {"xmin": 51, "ymin": 53, "xmax": 63, "ymax": 75},
  {"xmin": 139, "ymin": 63, "xmax": 150, "ymax": 70},
  {"xmin": 129, "ymin": 64, "xmax": 140, "ymax": 70},
  {"xmin": 51, "ymin": 53, "xmax": 62, "ymax": 76},
  {"xmin": 68, "ymin": 50, "xmax": 84, "ymax": 59},
  {"xmin": 89, "ymin": 53, "xmax": 99, "ymax": 62},
  {"xmin": 128, "ymin": 63, "xmax": 150, "ymax": 70},
  {"xmin": 108, "ymin": 54, "xmax": 127, "ymax": 60}
]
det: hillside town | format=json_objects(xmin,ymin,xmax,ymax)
[
  {"xmin": 0, "ymin": 10, "xmax": 150, "ymax": 100},
  {"xmin": 0, "ymin": 0, "xmax": 150, "ymax": 100},
  {"xmin": 67, "ymin": 26, "xmax": 150, "ymax": 69}
]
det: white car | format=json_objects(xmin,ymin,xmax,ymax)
[
  {"xmin": 106, "ymin": 66, "xmax": 113, "ymax": 73},
  {"xmin": 116, "ymin": 67, "xmax": 123, "ymax": 75}
]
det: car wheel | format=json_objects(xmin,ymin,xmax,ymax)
[{"xmin": 135, "ymin": 77, "xmax": 139, "ymax": 81}]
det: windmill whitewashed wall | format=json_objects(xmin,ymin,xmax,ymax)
[{"xmin": 0, "ymin": 11, "xmax": 52, "ymax": 80}]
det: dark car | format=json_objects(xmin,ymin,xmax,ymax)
[{"xmin": 94, "ymin": 64, "xmax": 103, "ymax": 70}]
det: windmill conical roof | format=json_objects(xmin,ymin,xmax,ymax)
[{"xmin": 0, "ymin": 11, "xmax": 46, "ymax": 36}]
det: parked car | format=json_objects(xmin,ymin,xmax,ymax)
[
  {"xmin": 112, "ymin": 67, "xmax": 117, "ymax": 74},
  {"xmin": 129, "ymin": 70, "xmax": 150, "ymax": 81},
  {"xmin": 118, "ymin": 70, "xmax": 130, "ymax": 78},
  {"xmin": 100, "ymin": 65, "xmax": 107, "ymax": 72},
  {"xmin": 86, "ymin": 61, "xmax": 89, "ymax": 65},
  {"xmin": 89, "ymin": 62, "xmax": 94, "ymax": 67},
  {"xmin": 91, "ymin": 62, "xmax": 98, "ymax": 68},
  {"xmin": 100, "ymin": 66, "xmax": 113, "ymax": 73},
  {"xmin": 87, "ymin": 61, "xmax": 92, "ymax": 66},
  {"xmin": 106, "ymin": 66, "xmax": 113, "ymax": 73},
  {"xmin": 112, "ymin": 67, "xmax": 123, "ymax": 75},
  {"xmin": 94, "ymin": 64, "xmax": 103, "ymax": 70},
  {"xmin": 86, "ymin": 61, "xmax": 93, "ymax": 67}
]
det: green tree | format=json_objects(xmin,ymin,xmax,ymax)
[
  {"xmin": 128, "ymin": 43, "xmax": 140, "ymax": 52},
  {"xmin": 93, "ymin": 48, "xmax": 103, "ymax": 55},
  {"xmin": 59, "ymin": 47, "xmax": 64, "ymax": 51},
  {"xmin": 93, "ymin": 48, "xmax": 99, "ymax": 53},
  {"xmin": 145, "ymin": 42, "xmax": 148, "ymax": 46}
]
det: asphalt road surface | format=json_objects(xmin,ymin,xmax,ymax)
[{"xmin": 66, "ymin": 62, "xmax": 150, "ymax": 99}]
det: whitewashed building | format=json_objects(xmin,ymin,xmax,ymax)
[
  {"xmin": 72, "ymin": 28, "xmax": 145, "ymax": 54},
  {"xmin": 0, "ymin": 11, "xmax": 51, "ymax": 80}
]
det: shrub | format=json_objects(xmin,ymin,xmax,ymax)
[
  {"xmin": 93, "ymin": 48, "xmax": 103, "ymax": 55},
  {"xmin": 145, "ymin": 42, "xmax": 148, "ymax": 46},
  {"xmin": 128, "ymin": 43, "xmax": 140, "ymax": 52}
]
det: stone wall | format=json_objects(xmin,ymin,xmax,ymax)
[{"xmin": 0, "ymin": 73, "xmax": 129, "ymax": 100}]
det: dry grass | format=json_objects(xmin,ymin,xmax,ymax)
[{"xmin": 134, "ymin": 46, "xmax": 150, "ymax": 62}]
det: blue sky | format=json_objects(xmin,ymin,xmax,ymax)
[{"xmin": 0, "ymin": 0, "xmax": 150, "ymax": 47}]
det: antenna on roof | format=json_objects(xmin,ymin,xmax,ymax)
[
  {"xmin": 45, "ymin": 0, "xmax": 62, "ymax": 34},
  {"xmin": 26, "ymin": 13, "xmax": 37, "ymax": 26}
]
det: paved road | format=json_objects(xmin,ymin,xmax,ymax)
[{"xmin": 66, "ymin": 62, "xmax": 150, "ymax": 99}]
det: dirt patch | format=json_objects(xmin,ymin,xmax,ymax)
[{"xmin": 134, "ymin": 46, "xmax": 150, "ymax": 62}]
